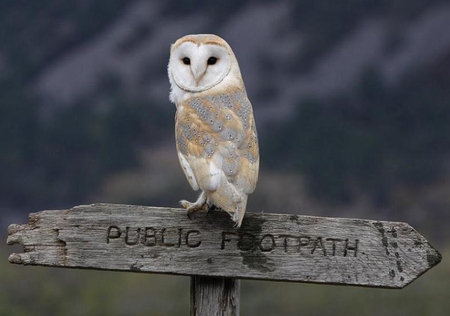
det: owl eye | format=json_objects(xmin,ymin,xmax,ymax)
[
  {"xmin": 182, "ymin": 57, "xmax": 190, "ymax": 65},
  {"xmin": 207, "ymin": 57, "xmax": 218, "ymax": 65}
]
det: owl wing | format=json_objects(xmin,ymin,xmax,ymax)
[{"xmin": 175, "ymin": 89, "xmax": 259, "ymax": 196}]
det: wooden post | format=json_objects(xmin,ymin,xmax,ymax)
[
  {"xmin": 191, "ymin": 277, "xmax": 240, "ymax": 316},
  {"xmin": 6, "ymin": 203, "xmax": 442, "ymax": 315}
]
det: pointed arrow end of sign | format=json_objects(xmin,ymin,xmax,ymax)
[
  {"xmin": 399, "ymin": 235, "xmax": 442, "ymax": 289},
  {"xmin": 426, "ymin": 243, "xmax": 442, "ymax": 269}
]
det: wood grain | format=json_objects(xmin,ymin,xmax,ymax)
[
  {"xmin": 191, "ymin": 277, "xmax": 239, "ymax": 316},
  {"xmin": 6, "ymin": 203, "xmax": 441, "ymax": 288}
]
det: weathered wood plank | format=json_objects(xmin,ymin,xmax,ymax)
[
  {"xmin": 190, "ymin": 277, "xmax": 240, "ymax": 316},
  {"xmin": 6, "ymin": 203, "xmax": 441, "ymax": 288}
]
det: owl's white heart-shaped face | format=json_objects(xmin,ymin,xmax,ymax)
[{"xmin": 168, "ymin": 41, "xmax": 232, "ymax": 93}]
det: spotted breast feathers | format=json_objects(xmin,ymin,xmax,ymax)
[{"xmin": 175, "ymin": 89, "xmax": 259, "ymax": 195}]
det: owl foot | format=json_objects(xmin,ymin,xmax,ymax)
[
  {"xmin": 180, "ymin": 192, "xmax": 209, "ymax": 219},
  {"xmin": 181, "ymin": 201, "xmax": 209, "ymax": 219}
]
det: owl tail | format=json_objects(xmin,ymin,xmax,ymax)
[
  {"xmin": 232, "ymin": 197, "xmax": 247, "ymax": 228},
  {"xmin": 208, "ymin": 182, "xmax": 248, "ymax": 227}
]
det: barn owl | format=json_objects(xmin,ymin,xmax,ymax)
[{"xmin": 168, "ymin": 34, "xmax": 259, "ymax": 227}]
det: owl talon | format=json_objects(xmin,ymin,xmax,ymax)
[
  {"xmin": 181, "ymin": 199, "xmax": 209, "ymax": 219},
  {"xmin": 180, "ymin": 199, "xmax": 192, "ymax": 209}
]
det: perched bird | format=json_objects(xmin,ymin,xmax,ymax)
[{"xmin": 168, "ymin": 34, "xmax": 259, "ymax": 227}]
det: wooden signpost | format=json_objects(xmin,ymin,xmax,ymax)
[{"xmin": 7, "ymin": 203, "xmax": 441, "ymax": 315}]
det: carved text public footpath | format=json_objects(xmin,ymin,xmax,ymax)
[{"xmin": 106, "ymin": 226, "xmax": 359, "ymax": 257}]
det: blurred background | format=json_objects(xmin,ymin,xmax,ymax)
[{"xmin": 1, "ymin": 0, "xmax": 450, "ymax": 315}]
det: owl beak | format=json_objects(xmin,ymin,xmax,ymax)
[{"xmin": 192, "ymin": 63, "xmax": 206, "ymax": 86}]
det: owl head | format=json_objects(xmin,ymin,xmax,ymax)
[{"xmin": 168, "ymin": 34, "xmax": 244, "ymax": 103}]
